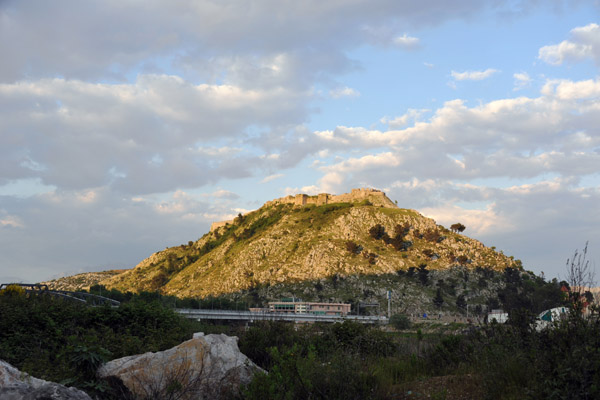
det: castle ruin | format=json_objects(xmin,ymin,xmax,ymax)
[{"xmin": 210, "ymin": 188, "xmax": 395, "ymax": 231}]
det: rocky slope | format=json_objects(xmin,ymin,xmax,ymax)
[
  {"xmin": 101, "ymin": 189, "xmax": 519, "ymax": 299},
  {"xmin": 41, "ymin": 270, "xmax": 127, "ymax": 291}
]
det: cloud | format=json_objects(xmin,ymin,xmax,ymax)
[
  {"xmin": 0, "ymin": 1, "xmax": 511, "ymax": 85},
  {"xmin": 420, "ymin": 203, "xmax": 511, "ymax": 236},
  {"xmin": 539, "ymin": 23, "xmax": 600, "ymax": 66},
  {"xmin": 393, "ymin": 178, "xmax": 600, "ymax": 276},
  {"xmin": 0, "ymin": 188, "xmax": 235, "ymax": 282},
  {"xmin": 381, "ymin": 109, "xmax": 429, "ymax": 129},
  {"xmin": 0, "ymin": 75, "xmax": 311, "ymax": 195},
  {"xmin": 451, "ymin": 68, "xmax": 500, "ymax": 81},
  {"xmin": 0, "ymin": 214, "xmax": 24, "ymax": 228},
  {"xmin": 210, "ymin": 189, "xmax": 240, "ymax": 199},
  {"xmin": 329, "ymin": 86, "xmax": 360, "ymax": 99},
  {"xmin": 513, "ymin": 72, "xmax": 531, "ymax": 91},
  {"xmin": 392, "ymin": 34, "xmax": 420, "ymax": 50},
  {"xmin": 311, "ymin": 77, "xmax": 600, "ymax": 192},
  {"xmin": 261, "ymin": 174, "xmax": 284, "ymax": 184}
]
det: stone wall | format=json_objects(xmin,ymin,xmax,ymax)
[{"xmin": 210, "ymin": 220, "xmax": 234, "ymax": 231}]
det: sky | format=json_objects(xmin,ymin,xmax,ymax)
[{"xmin": 1, "ymin": 0, "xmax": 599, "ymax": 284}]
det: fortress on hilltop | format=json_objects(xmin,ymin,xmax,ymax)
[{"xmin": 210, "ymin": 188, "xmax": 396, "ymax": 231}]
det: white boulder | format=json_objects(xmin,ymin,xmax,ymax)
[
  {"xmin": 98, "ymin": 332, "xmax": 263, "ymax": 399},
  {"xmin": 0, "ymin": 360, "xmax": 92, "ymax": 400}
]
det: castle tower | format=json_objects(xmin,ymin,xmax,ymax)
[
  {"xmin": 317, "ymin": 193, "xmax": 329, "ymax": 206},
  {"xmin": 295, "ymin": 194, "xmax": 308, "ymax": 206}
]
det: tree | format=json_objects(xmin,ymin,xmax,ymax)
[
  {"xmin": 369, "ymin": 224, "xmax": 386, "ymax": 240},
  {"xmin": 450, "ymin": 223, "xmax": 466, "ymax": 233},
  {"xmin": 565, "ymin": 241, "xmax": 595, "ymax": 312},
  {"xmin": 417, "ymin": 264, "xmax": 429, "ymax": 286},
  {"xmin": 456, "ymin": 294, "xmax": 467, "ymax": 311},
  {"xmin": 234, "ymin": 212, "xmax": 244, "ymax": 224},
  {"xmin": 394, "ymin": 223, "xmax": 410, "ymax": 238},
  {"xmin": 433, "ymin": 288, "xmax": 444, "ymax": 309}
]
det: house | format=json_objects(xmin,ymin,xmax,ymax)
[
  {"xmin": 487, "ymin": 309, "xmax": 508, "ymax": 324},
  {"xmin": 536, "ymin": 307, "xmax": 569, "ymax": 330}
]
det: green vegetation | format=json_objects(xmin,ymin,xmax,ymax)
[
  {"xmin": 237, "ymin": 306, "xmax": 600, "ymax": 400},
  {"xmin": 1, "ymin": 264, "xmax": 595, "ymax": 399},
  {"xmin": 0, "ymin": 290, "xmax": 203, "ymax": 397}
]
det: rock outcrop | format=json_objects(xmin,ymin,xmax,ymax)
[
  {"xmin": 40, "ymin": 269, "xmax": 127, "ymax": 292},
  {"xmin": 0, "ymin": 360, "xmax": 92, "ymax": 400},
  {"xmin": 98, "ymin": 332, "xmax": 262, "ymax": 400}
]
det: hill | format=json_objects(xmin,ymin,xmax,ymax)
[
  {"xmin": 40, "ymin": 269, "xmax": 127, "ymax": 291},
  {"xmin": 100, "ymin": 188, "xmax": 519, "ymax": 305}
]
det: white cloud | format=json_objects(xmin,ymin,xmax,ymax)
[
  {"xmin": 0, "ymin": 215, "xmax": 24, "ymax": 228},
  {"xmin": 0, "ymin": 75, "xmax": 310, "ymax": 195},
  {"xmin": 393, "ymin": 34, "xmax": 420, "ymax": 50},
  {"xmin": 539, "ymin": 23, "xmax": 600, "ymax": 65},
  {"xmin": 311, "ymin": 77, "xmax": 600, "ymax": 192},
  {"xmin": 381, "ymin": 109, "xmax": 429, "ymax": 129},
  {"xmin": 513, "ymin": 72, "xmax": 531, "ymax": 91},
  {"xmin": 451, "ymin": 68, "xmax": 500, "ymax": 81},
  {"xmin": 329, "ymin": 86, "xmax": 360, "ymax": 99},
  {"xmin": 211, "ymin": 189, "xmax": 240, "ymax": 199},
  {"xmin": 541, "ymin": 78, "xmax": 600, "ymax": 100},
  {"xmin": 0, "ymin": 1, "xmax": 504, "ymax": 85},
  {"xmin": 260, "ymin": 174, "xmax": 284, "ymax": 184},
  {"xmin": 420, "ymin": 203, "xmax": 511, "ymax": 236}
]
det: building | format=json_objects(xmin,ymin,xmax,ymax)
[
  {"xmin": 487, "ymin": 309, "xmax": 508, "ymax": 323},
  {"xmin": 267, "ymin": 298, "xmax": 351, "ymax": 316}
]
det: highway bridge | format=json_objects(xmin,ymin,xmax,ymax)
[
  {"xmin": 175, "ymin": 308, "xmax": 388, "ymax": 324},
  {"xmin": 0, "ymin": 283, "xmax": 121, "ymax": 306},
  {"xmin": 2, "ymin": 283, "xmax": 386, "ymax": 324}
]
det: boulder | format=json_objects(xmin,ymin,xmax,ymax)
[
  {"xmin": 0, "ymin": 360, "xmax": 92, "ymax": 400},
  {"xmin": 98, "ymin": 332, "xmax": 263, "ymax": 400}
]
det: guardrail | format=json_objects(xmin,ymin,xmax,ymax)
[{"xmin": 175, "ymin": 308, "xmax": 388, "ymax": 324}]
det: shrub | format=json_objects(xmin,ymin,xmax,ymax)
[
  {"xmin": 423, "ymin": 229, "xmax": 443, "ymax": 243},
  {"xmin": 369, "ymin": 224, "xmax": 386, "ymax": 240},
  {"xmin": 345, "ymin": 240, "xmax": 361, "ymax": 255},
  {"xmin": 390, "ymin": 314, "xmax": 411, "ymax": 330},
  {"xmin": 0, "ymin": 284, "xmax": 26, "ymax": 296}
]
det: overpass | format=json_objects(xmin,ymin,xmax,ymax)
[
  {"xmin": 175, "ymin": 308, "xmax": 388, "ymax": 324},
  {"xmin": 0, "ymin": 283, "xmax": 121, "ymax": 307},
  {"xmin": 1, "ymin": 283, "xmax": 385, "ymax": 323}
]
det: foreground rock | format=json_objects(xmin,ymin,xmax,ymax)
[
  {"xmin": 0, "ymin": 360, "xmax": 92, "ymax": 400},
  {"xmin": 98, "ymin": 332, "xmax": 263, "ymax": 399}
]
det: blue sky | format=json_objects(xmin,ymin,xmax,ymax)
[{"xmin": 1, "ymin": 0, "xmax": 599, "ymax": 283}]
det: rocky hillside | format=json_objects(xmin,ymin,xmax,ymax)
[
  {"xmin": 41, "ymin": 270, "xmax": 127, "ymax": 291},
  {"xmin": 101, "ymin": 188, "xmax": 519, "ymax": 299}
]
